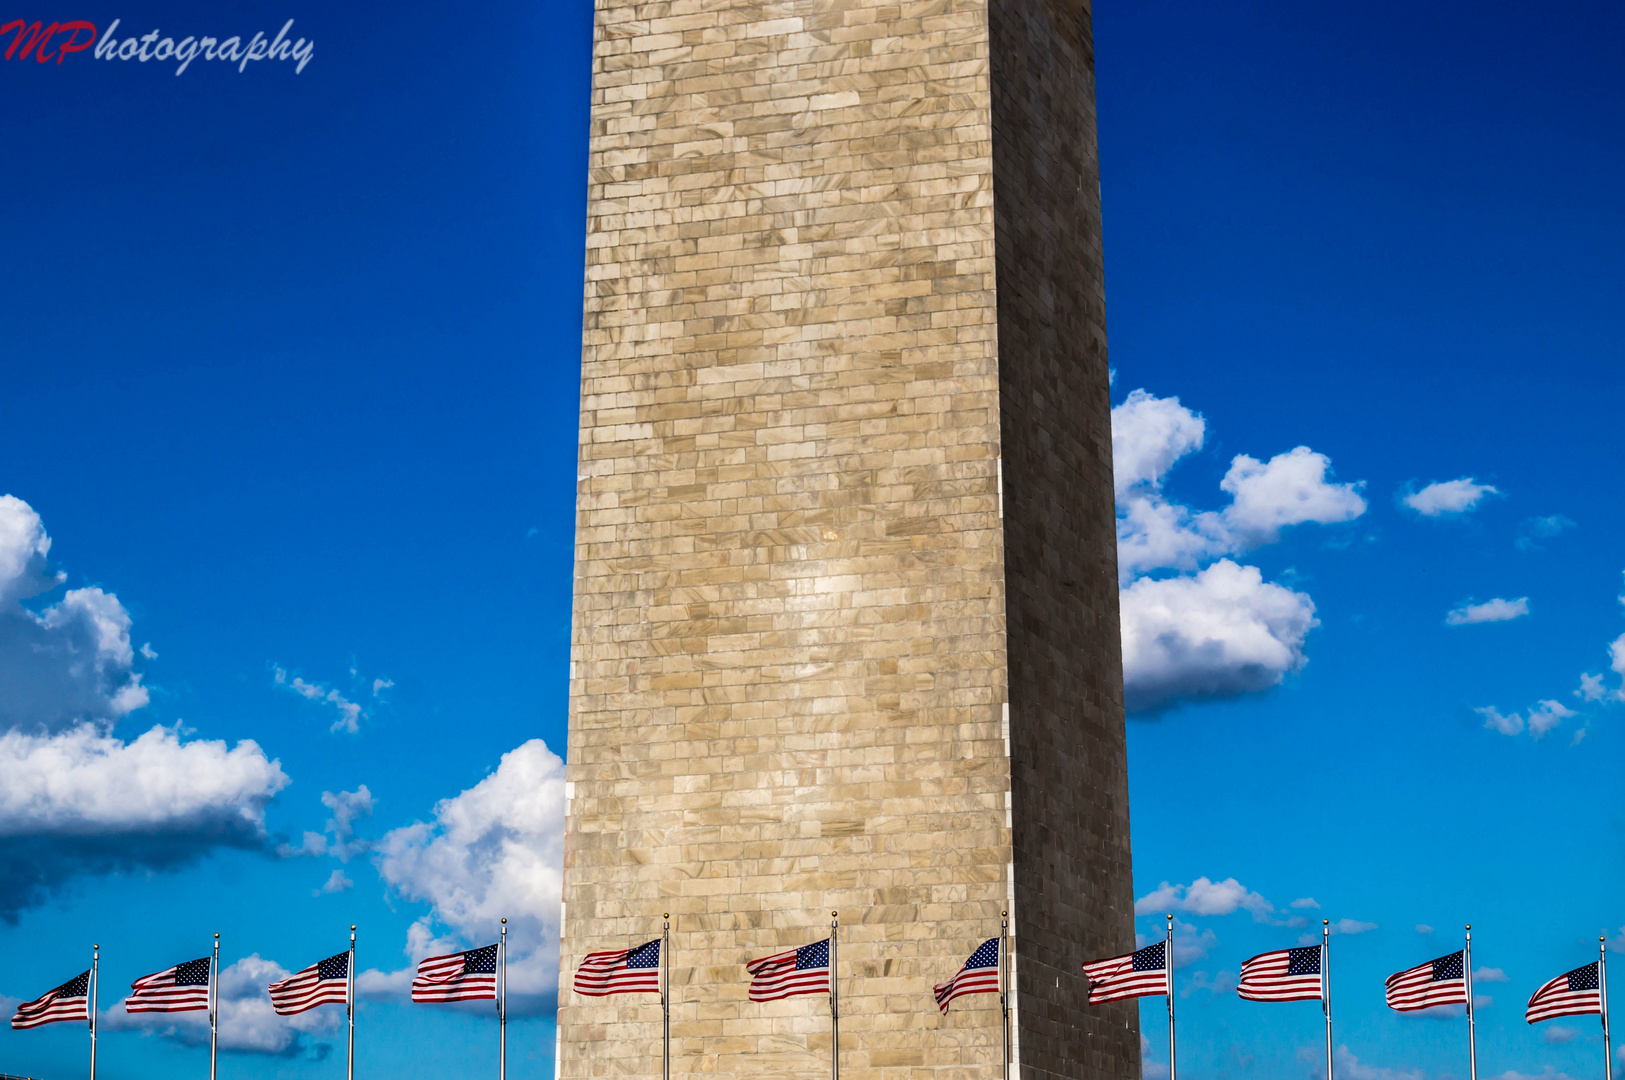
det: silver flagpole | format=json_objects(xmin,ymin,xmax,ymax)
[
  {"xmin": 831, "ymin": 911, "xmax": 839, "ymax": 1080},
  {"xmin": 1602, "ymin": 936, "xmax": 1613, "ymax": 1080},
  {"xmin": 500, "ymin": 918, "xmax": 508, "ymax": 1080},
  {"xmin": 1322, "ymin": 920, "xmax": 1333, "ymax": 1080},
  {"xmin": 661, "ymin": 914, "xmax": 670, "ymax": 1080},
  {"xmin": 348, "ymin": 925, "xmax": 357, "ymax": 1080},
  {"xmin": 1464, "ymin": 926, "xmax": 1477, "ymax": 1080},
  {"xmin": 1000, "ymin": 910, "xmax": 1010, "ymax": 1080},
  {"xmin": 1166, "ymin": 915, "xmax": 1176, "ymax": 1080},
  {"xmin": 211, "ymin": 933, "xmax": 220, "ymax": 1080},
  {"xmin": 89, "ymin": 943, "xmax": 99, "ymax": 1080}
]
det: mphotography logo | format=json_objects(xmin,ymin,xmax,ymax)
[{"xmin": 2, "ymin": 17, "xmax": 312, "ymax": 72}]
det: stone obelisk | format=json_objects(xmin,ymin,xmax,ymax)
[{"xmin": 557, "ymin": 0, "xmax": 1136, "ymax": 1075}]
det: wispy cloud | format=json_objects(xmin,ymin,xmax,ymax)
[
  {"xmin": 1478, "ymin": 700, "xmax": 1577, "ymax": 740},
  {"xmin": 273, "ymin": 666, "xmax": 387, "ymax": 735},
  {"xmin": 1446, "ymin": 597, "xmax": 1529, "ymax": 626},
  {"xmin": 278, "ymin": 787, "xmax": 373, "ymax": 862},
  {"xmin": 1516, "ymin": 515, "xmax": 1577, "ymax": 552},
  {"xmin": 1402, "ymin": 478, "xmax": 1498, "ymax": 517}
]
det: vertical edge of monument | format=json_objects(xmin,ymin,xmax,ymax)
[{"xmin": 987, "ymin": 0, "xmax": 1140, "ymax": 1077}]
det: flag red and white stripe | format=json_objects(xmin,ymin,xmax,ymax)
[
  {"xmin": 125, "ymin": 957, "xmax": 211, "ymax": 1014},
  {"xmin": 413, "ymin": 944, "xmax": 499, "ymax": 1003},
  {"xmin": 11, "ymin": 971, "xmax": 91, "ymax": 1029},
  {"xmin": 1238, "ymin": 946, "xmax": 1324, "ymax": 1003},
  {"xmin": 1385, "ymin": 950, "xmax": 1468, "ymax": 1011},
  {"xmin": 1083, "ymin": 941, "xmax": 1168, "ymax": 1004},
  {"xmin": 933, "ymin": 938, "xmax": 1001, "ymax": 1014},
  {"xmin": 747, "ymin": 939, "xmax": 830, "ymax": 1003},
  {"xmin": 573, "ymin": 939, "xmax": 661, "ymax": 996},
  {"xmin": 268, "ymin": 951, "xmax": 350, "ymax": 1015},
  {"xmin": 1526, "ymin": 961, "xmax": 1602, "ymax": 1024}
]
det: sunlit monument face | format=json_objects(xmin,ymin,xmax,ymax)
[{"xmin": 557, "ymin": 0, "xmax": 1136, "ymax": 1075}]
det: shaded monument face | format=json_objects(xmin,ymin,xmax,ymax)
[{"xmin": 558, "ymin": 0, "xmax": 1136, "ymax": 1075}]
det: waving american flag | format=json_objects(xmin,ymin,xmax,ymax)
[
  {"xmin": 1083, "ymin": 941, "xmax": 1168, "ymax": 1004},
  {"xmin": 933, "ymin": 938, "xmax": 1001, "ymax": 1013},
  {"xmin": 1385, "ymin": 950, "xmax": 1468, "ymax": 1011},
  {"xmin": 125, "ymin": 957, "xmax": 211, "ymax": 1013},
  {"xmin": 1526, "ymin": 961, "xmax": 1601, "ymax": 1024},
  {"xmin": 11, "ymin": 970, "xmax": 91, "ymax": 1030},
  {"xmin": 573, "ymin": 939, "xmax": 661, "ymax": 996},
  {"xmin": 747, "ymin": 939, "xmax": 830, "ymax": 1002},
  {"xmin": 1238, "ymin": 946, "xmax": 1323, "ymax": 1003},
  {"xmin": 413, "ymin": 944, "xmax": 499, "ymax": 1003}
]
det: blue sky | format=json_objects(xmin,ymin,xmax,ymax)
[{"xmin": 0, "ymin": 1, "xmax": 1620, "ymax": 1079}]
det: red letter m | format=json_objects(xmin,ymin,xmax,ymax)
[{"xmin": 1, "ymin": 20, "xmax": 60, "ymax": 61}]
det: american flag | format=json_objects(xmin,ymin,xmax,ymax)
[
  {"xmin": 413, "ymin": 944, "xmax": 499, "ymax": 1003},
  {"xmin": 1238, "ymin": 946, "xmax": 1323, "ymax": 1003},
  {"xmin": 1385, "ymin": 950, "xmax": 1468, "ymax": 1011},
  {"xmin": 747, "ymin": 939, "xmax": 830, "ymax": 1002},
  {"xmin": 1083, "ymin": 941, "xmax": 1168, "ymax": 1004},
  {"xmin": 1526, "ymin": 961, "xmax": 1602, "ymax": 1024},
  {"xmin": 573, "ymin": 939, "xmax": 660, "ymax": 997},
  {"xmin": 125, "ymin": 957, "xmax": 211, "ymax": 1013},
  {"xmin": 268, "ymin": 951, "xmax": 350, "ymax": 1015},
  {"xmin": 11, "ymin": 971, "xmax": 91, "ymax": 1029},
  {"xmin": 934, "ymin": 938, "xmax": 1001, "ymax": 1013}
]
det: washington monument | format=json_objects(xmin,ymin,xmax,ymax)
[{"xmin": 557, "ymin": 0, "xmax": 1136, "ymax": 1075}]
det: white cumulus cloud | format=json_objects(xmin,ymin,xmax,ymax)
[
  {"xmin": 0, "ymin": 495, "xmax": 289, "ymax": 918},
  {"xmin": 1403, "ymin": 478, "xmax": 1499, "ymax": 517},
  {"xmin": 371, "ymin": 739, "xmax": 565, "ymax": 1010},
  {"xmin": 1111, "ymin": 390, "xmax": 1206, "ymax": 498},
  {"xmin": 1220, "ymin": 447, "xmax": 1366, "ymax": 543},
  {"xmin": 0, "ymin": 723, "xmax": 287, "ymax": 919},
  {"xmin": 1121, "ymin": 560, "xmax": 1318, "ymax": 712},
  {"xmin": 1446, "ymin": 597, "xmax": 1529, "ymax": 626},
  {"xmin": 0, "ymin": 496, "xmax": 149, "ymax": 731},
  {"xmin": 1135, "ymin": 877, "xmax": 1276, "ymax": 921},
  {"xmin": 1109, "ymin": 392, "xmax": 1360, "ymax": 712}
]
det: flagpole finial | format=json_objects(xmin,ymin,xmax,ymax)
[
  {"xmin": 502, "ymin": 917, "xmax": 507, "ymax": 924},
  {"xmin": 1002, "ymin": 910, "xmax": 1007, "ymax": 918},
  {"xmin": 1323, "ymin": 919, "xmax": 1329, "ymax": 925},
  {"xmin": 663, "ymin": 913, "xmax": 669, "ymax": 920}
]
